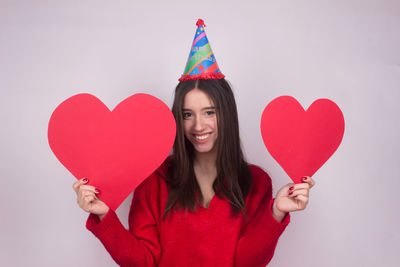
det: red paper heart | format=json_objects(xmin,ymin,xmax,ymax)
[
  {"xmin": 48, "ymin": 93, "xmax": 176, "ymax": 210},
  {"xmin": 261, "ymin": 96, "xmax": 345, "ymax": 184}
]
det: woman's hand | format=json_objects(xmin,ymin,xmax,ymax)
[
  {"xmin": 73, "ymin": 178, "xmax": 110, "ymax": 220},
  {"xmin": 272, "ymin": 176, "xmax": 315, "ymax": 222}
]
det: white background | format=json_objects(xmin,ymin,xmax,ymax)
[{"xmin": 1, "ymin": 0, "xmax": 399, "ymax": 266}]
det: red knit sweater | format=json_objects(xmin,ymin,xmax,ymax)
[{"xmin": 86, "ymin": 162, "xmax": 290, "ymax": 267}]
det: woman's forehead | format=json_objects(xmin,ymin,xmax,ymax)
[{"xmin": 183, "ymin": 88, "xmax": 214, "ymax": 109}]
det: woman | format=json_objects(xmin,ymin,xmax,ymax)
[{"xmin": 73, "ymin": 20, "xmax": 314, "ymax": 267}]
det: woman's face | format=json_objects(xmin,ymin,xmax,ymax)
[{"xmin": 182, "ymin": 88, "xmax": 218, "ymax": 155}]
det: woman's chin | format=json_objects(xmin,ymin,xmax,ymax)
[{"xmin": 193, "ymin": 144, "xmax": 216, "ymax": 154}]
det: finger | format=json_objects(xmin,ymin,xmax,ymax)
[
  {"xmin": 78, "ymin": 188, "xmax": 96, "ymax": 202},
  {"xmin": 79, "ymin": 193, "xmax": 96, "ymax": 211},
  {"xmin": 84, "ymin": 195, "xmax": 96, "ymax": 204},
  {"xmin": 82, "ymin": 201, "xmax": 93, "ymax": 215},
  {"xmin": 73, "ymin": 177, "xmax": 89, "ymax": 193},
  {"xmin": 301, "ymin": 176, "xmax": 315, "ymax": 188},
  {"xmin": 291, "ymin": 189, "xmax": 309, "ymax": 197},
  {"xmin": 294, "ymin": 194, "xmax": 309, "ymax": 210},
  {"xmin": 77, "ymin": 187, "xmax": 99, "ymax": 201},
  {"xmin": 78, "ymin": 191, "xmax": 88, "ymax": 205},
  {"xmin": 290, "ymin": 183, "xmax": 310, "ymax": 191},
  {"xmin": 79, "ymin": 185, "xmax": 98, "ymax": 193},
  {"xmin": 287, "ymin": 183, "xmax": 296, "ymax": 192},
  {"xmin": 308, "ymin": 177, "xmax": 316, "ymax": 188}
]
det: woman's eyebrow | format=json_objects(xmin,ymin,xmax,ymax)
[{"xmin": 182, "ymin": 106, "xmax": 216, "ymax": 111}]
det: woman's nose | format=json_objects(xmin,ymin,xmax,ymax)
[{"xmin": 194, "ymin": 116, "xmax": 204, "ymax": 131}]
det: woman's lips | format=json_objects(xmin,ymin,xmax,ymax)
[{"xmin": 193, "ymin": 133, "xmax": 211, "ymax": 143}]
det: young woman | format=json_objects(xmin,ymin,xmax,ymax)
[{"xmin": 73, "ymin": 20, "xmax": 315, "ymax": 267}]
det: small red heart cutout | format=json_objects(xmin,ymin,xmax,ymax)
[
  {"xmin": 48, "ymin": 93, "xmax": 176, "ymax": 210},
  {"xmin": 261, "ymin": 96, "xmax": 345, "ymax": 184}
]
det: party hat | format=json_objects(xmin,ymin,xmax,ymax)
[{"xmin": 179, "ymin": 19, "xmax": 225, "ymax": 81}]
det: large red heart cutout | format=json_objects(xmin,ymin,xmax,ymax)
[
  {"xmin": 48, "ymin": 93, "xmax": 176, "ymax": 210},
  {"xmin": 261, "ymin": 96, "xmax": 345, "ymax": 184}
]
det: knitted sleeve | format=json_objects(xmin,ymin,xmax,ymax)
[
  {"xmin": 86, "ymin": 174, "xmax": 161, "ymax": 267},
  {"xmin": 234, "ymin": 166, "xmax": 290, "ymax": 267}
]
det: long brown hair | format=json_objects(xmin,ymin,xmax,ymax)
[{"xmin": 162, "ymin": 78, "xmax": 252, "ymax": 219}]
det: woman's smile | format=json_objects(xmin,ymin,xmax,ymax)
[{"xmin": 194, "ymin": 133, "xmax": 211, "ymax": 141}]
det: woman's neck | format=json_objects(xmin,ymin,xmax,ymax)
[
  {"xmin": 194, "ymin": 151, "xmax": 217, "ymax": 205},
  {"xmin": 194, "ymin": 150, "xmax": 217, "ymax": 173}
]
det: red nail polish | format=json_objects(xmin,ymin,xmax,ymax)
[
  {"xmin": 82, "ymin": 178, "xmax": 88, "ymax": 183},
  {"xmin": 95, "ymin": 189, "xmax": 100, "ymax": 194},
  {"xmin": 289, "ymin": 186, "xmax": 294, "ymax": 191},
  {"xmin": 302, "ymin": 177, "xmax": 307, "ymax": 181},
  {"xmin": 289, "ymin": 192, "xmax": 293, "ymax": 195}
]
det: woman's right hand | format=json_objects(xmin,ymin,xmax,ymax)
[{"xmin": 73, "ymin": 178, "xmax": 110, "ymax": 220}]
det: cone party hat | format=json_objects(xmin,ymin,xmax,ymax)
[{"xmin": 179, "ymin": 19, "xmax": 225, "ymax": 81}]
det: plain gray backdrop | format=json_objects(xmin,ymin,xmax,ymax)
[{"xmin": 1, "ymin": 0, "xmax": 399, "ymax": 266}]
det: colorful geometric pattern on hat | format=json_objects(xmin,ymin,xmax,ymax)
[{"xmin": 179, "ymin": 19, "xmax": 225, "ymax": 81}]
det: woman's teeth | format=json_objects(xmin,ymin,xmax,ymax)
[{"xmin": 195, "ymin": 134, "xmax": 209, "ymax": 140}]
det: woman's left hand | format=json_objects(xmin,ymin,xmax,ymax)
[{"xmin": 272, "ymin": 176, "xmax": 316, "ymax": 221}]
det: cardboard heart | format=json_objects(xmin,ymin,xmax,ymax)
[
  {"xmin": 48, "ymin": 93, "xmax": 176, "ymax": 210},
  {"xmin": 261, "ymin": 96, "xmax": 345, "ymax": 184}
]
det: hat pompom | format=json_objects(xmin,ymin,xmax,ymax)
[{"xmin": 196, "ymin": 19, "xmax": 205, "ymax": 27}]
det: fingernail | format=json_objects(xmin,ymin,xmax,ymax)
[
  {"xmin": 302, "ymin": 177, "xmax": 307, "ymax": 181},
  {"xmin": 289, "ymin": 186, "xmax": 294, "ymax": 191},
  {"xmin": 95, "ymin": 189, "xmax": 100, "ymax": 194},
  {"xmin": 289, "ymin": 192, "xmax": 293, "ymax": 195},
  {"xmin": 82, "ymin": 178, "xmax": 88, "ymax": 183}
]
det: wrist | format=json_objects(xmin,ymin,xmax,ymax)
[
  {"xmin": 272, "ymin": 199, "xmax": 287, "ymax": 222},
  {"xmin": 97, "ymin": 208, "xmax": 109, "ymax": 221}
]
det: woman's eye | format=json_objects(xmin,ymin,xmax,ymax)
[
  {"xmin": 205, "ymin": 110, "xmax": 215, "ymax": 116},
  {"xmin": 183, "ymin": 112, "xmax": 192, "ymax": 119}
]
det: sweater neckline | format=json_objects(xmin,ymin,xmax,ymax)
[{"xmin": 199, "ymin": 193, "xmax": 217, "ymax": 210}]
